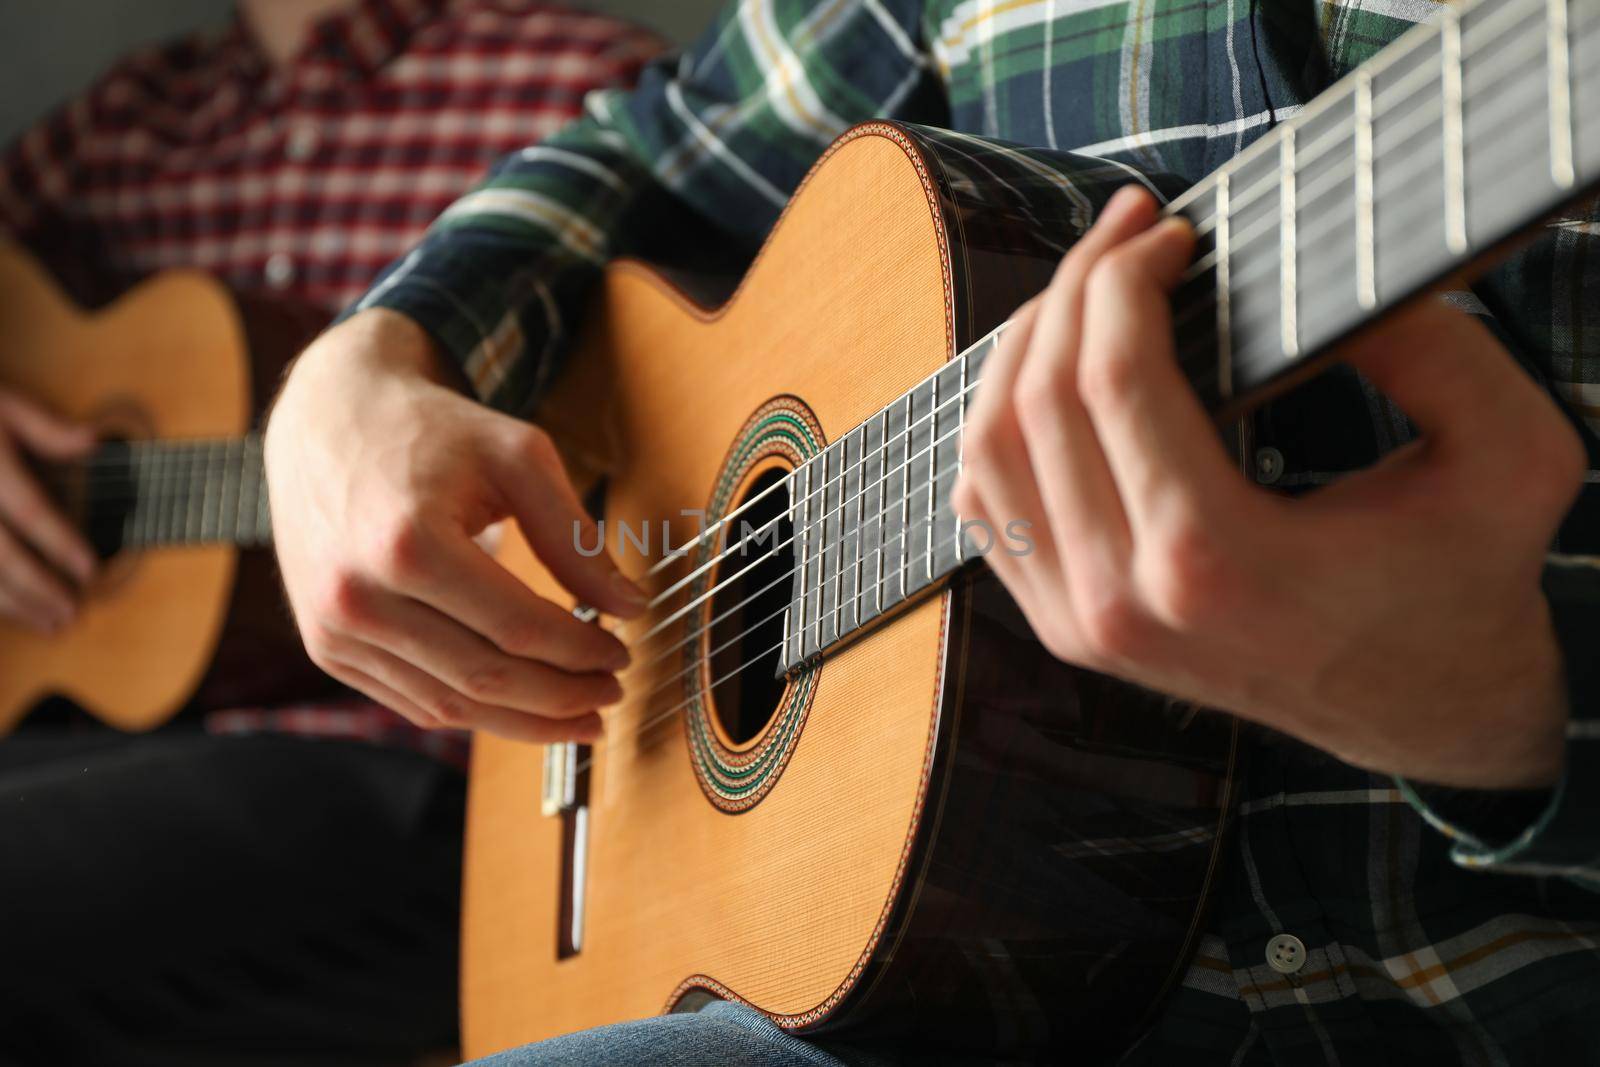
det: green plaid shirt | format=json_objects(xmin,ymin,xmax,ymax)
[{"xmin": 351, "ymin": 0, "xmax": 1600, "ymax": 1062}]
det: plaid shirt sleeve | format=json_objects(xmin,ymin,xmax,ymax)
[{"xmin": 351, "ymin": 0, "xmax": 942, "ymax": 415}]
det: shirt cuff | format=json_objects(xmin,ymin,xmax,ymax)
[{"xmin": 1396, "ymin": 556, "xmax": 1600, "ymax": 883}]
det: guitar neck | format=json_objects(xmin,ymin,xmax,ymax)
[
  {"xmin": 776, "ymin": 0, "xmax": 1600, "ymax": 672},
  {"xmin": 46, "ymin": 434, "xmax": 272, "ymax": 554}
]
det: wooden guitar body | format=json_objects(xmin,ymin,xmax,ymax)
[
  {"xmin": 466, "ymin": 125, "xmax": 1238, "ymax": 1058},
  {"xmin": 0, "ymin": 249, "xmax": 247, "ymax": 732},
  {"xmin": 0, "ymin": 246, "xmax": 330, "ymax": 732}
]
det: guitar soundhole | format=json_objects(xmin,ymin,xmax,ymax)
[{"xmin": 705, "ymin": 467, "xmax": 796, "ymax": 745}]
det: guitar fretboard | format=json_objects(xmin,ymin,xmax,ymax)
[
  {"xmin": 64, "ymin": 435, "xmax": 272, "ymax": 553},
  {"xmin": 775, "ymin": 0, "xmax": 1600, "ymax": 674}
]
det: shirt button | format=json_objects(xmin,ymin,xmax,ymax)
[
  {"xmin": 264, "ymin": 252, "xmax": 296, "ymax": 290},
  {"xmin": 284, "ymin": 125, "xmax": 318, "ymax": 162},
  {"xmin": 1265, "ymin": 933, "xmax": 1307, "ymax": 974},
  {"xmin": 1254, "ymin": 446, "xmax": 1285, "ymax": 485}
]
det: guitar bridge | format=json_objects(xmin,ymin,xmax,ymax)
[{"xmin": 543, "ymin": 739, "xmax": 590, "ymax": 959}]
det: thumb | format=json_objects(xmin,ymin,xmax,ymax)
[
  {"xmin": 0, "ymin": 392, "xmax": 96, "ymax": 459},
  {"xmin": 1335, "ymin": 296, "xmax": 1544, "ymax": 459}
]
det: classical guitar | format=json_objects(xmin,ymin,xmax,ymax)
[
  {"xmin": 0, "ymin": 247, "xmax": 329, "ymax": 733},
  {"xmin": 465, "ymin": 0, "xmax": 1599, "ymax": 1056}
]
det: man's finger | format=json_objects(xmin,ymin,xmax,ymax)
[
  {"xmin": 0, "ymin": 521, "xmax": 74, "ymax": 631},
  {"xmin": 1013, "ymin": 185, "xmax": 1163, "ymax": 571},
  {"xmin": 0, "ymin": 441, "xmax": 97, "ymax": 583},
  {"xmin": 1077, "ymin": 217, "xmax": 1250, "ymax": 531},
  {"xmin": 1338, "ymin": 298, "xmax": 1553, "ymax": 458},
  {"xmin": 0, "ymin": 393, "xmax": 96, "ymax": 460},
  {"xmin": 349, "ymin": 644, "xmax": 605, "ymax": 744},
  {"xmin": 338, "ymin": 583, "xmax": 626, "ymax": 713},
  {"xmin": 328, "ymin": 664, "xmax": 444, "ymax": 731},
  {"xmin": 390, "ymin": 528, "xmax": 632, "ymax": 672}
]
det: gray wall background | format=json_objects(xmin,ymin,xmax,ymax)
[{"xmin": 0, "ymin": 1, "xmax": 720, "ymax": 145}]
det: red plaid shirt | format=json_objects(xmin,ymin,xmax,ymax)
[
  {"xmin": 0, "ymin": 0, "xmax": 664, "ymax": 313},
  {"xmin": 0, "ymin": 0, "xmax": 664, "ymax": 766}
]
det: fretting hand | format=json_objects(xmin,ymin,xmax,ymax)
[
  {"xmin": 951, "ymin": 186, "xmax": 1585, "ymax": 790},
  {"xmin": 264, "ymin": 309, "xmax": 647, "ymax": 742},
  {"xmin": 0, "ymin": 388, "xmax": 97, "ymax": 632}
]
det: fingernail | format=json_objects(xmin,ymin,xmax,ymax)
[
  {"xmin": 611, "ymin": 572, "xmax": 649, "ymax": 614},
  {"xmin": 604, "ymin": 641, "xmax": 631, "ymax": 671}
]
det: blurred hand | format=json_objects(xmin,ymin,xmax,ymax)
[
  {"xmin": 953, "ymin": 186, "xmax": 1584, "ymax": 790},
  {"xmin": 264, "ymin": 308, "xmax": 647, "ymax": 742},
  {"xmin": 0, "ymin": 388, "xmax": 97, "ymax": 632}
]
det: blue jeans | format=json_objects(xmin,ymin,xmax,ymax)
[{"xmin": 464, "ymin": 1000, "xmax": 923, "ymax": 1066}]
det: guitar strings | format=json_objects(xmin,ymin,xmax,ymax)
[
  {"xmin": 636, "ymin": 366, "xmax": 1000, "ymax": 619},
  {"xmin": 634, "ymin": 320, "xmax": 1011, "ymax": 589},
  {"xmin": 619, "ymin": 413, "xmax": 975, "ymax": 674},
  {"xmin": 578, "ymin": 470, "xmax": 982, "ymax": 775}
]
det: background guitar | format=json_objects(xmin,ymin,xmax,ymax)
[{"xmin": 0, "ymin": 245, "xmax": 334, "ymax": 733}]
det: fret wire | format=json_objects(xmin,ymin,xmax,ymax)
[
  {"xmin": 851, "ymin": 425, "xmax": 865, "ymax": 632},
  {"xmin": 222, "ymin": 439, "xmax": 240, "ymax": 544},
  {"xmin": 811, "ymin": 448, "xmax": 825, "ymax": 654},
  {"xmin": 1549, "ymin": 0, "xmax": 1576, "ymax": 189},
  {"xmin": 237, "ymin": 445, "xmax": 254, "ymax": 551},
  {"xmin": 798, "ymin": 458, "xmax": 811, "ymax": 659},
  {"xmin": 156, "ymin": 448, "xmax": 171, "ymax": 546},
  {"xmin": 184, "ymin": 447, "xmax": 200, "ymax": 544},
  {"xmin": 875, "ymin": 407, "xmax": 887, "ymax": 616},
  {"xmin": 954, "ymin": 348, "xmax": 969, "ymax": 563},
  {"xmin": 129, "ymin": 450, "xmax": 146, "ymax": 547},
  {"xmin": 143, "ymin": 448, "xmax": 157, "ymax": 546},
  {"xmin": 899, "ymin": 395, "xmax": 911, "ymax": 601},
  {"xmin": 788, "ymin": 465, "xmax": 803, "ymax": 664},
  {"xmin": 1279, "ymin": 128, "xmax": 1299, "ymax": 359},
  {"xmin": 1442, "ymin": 9, "xmax": 1469, "ymax": 254},
  {"xmin": 1215, "ymin": 173, "xmax": 1233, "ymax": 400},
  {"xmin": 1355, "ymin": 70, "xmax": 1378, "ymax": 310},
  {"xmin": 831, "ymin": 437, "xmax": 845, "ymax": 640},
  {"xmin": 200, "ymin": 444, "xmax": 217, "ymax": 542},
  {"xmin": 818, "ymin": 444, "xmax": 832, "ymax": 650}
]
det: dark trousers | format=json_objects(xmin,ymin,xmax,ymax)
[{"xmin": 0, "ymin": 728, "xmax": 464, "ymax": 1067}]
